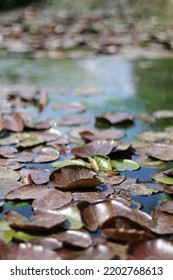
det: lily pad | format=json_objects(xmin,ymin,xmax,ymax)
[
  {"xmin": 138, "ymin": 130, "xmax": 173, "ymax": 142},
  {"xmin": 127, "ymin": 239, "xmax": 173, "ymax": 260},
  {"xmin": 92, "ymin": 155, "xmax": 112, "ymax": 171},
  {"xmin": 0, "ymin": 240, "xmax": 58, "ymax": 260},
  {"xmin": 153, "ymin": 109, "xmax": 173, "ymax": 119},
  {"xmin": 52, "ymin": 159, "xmax": 88, "ymax": 168},
  {"xmin": 49, "ymin": 165, "xmax": 101, "ymax": 190},
  {"xmin": 159, "ymin": 200, "xmax": 173, "ymax": 214},
  {"xmin": 20, "ymin": 168, "xmax": 50, "ymax": 185},
  {"xmin": 152, "ymin": 170, "xmax": 173, "ymax": 185},
  {"xmin": 4, "ymin": 209, "xmax": 66, "ymax": 231},
  {"xmin": 0, "ymin": 158, "xmax": 24, "ymax": 170},
  {"xmin": 5, "ymin": 184, "xmax": 49, "ymax": 200},
  {"xmin": 58, "ymin": 206, "xmax": 83, "ymax": 230},
  {"xmin": 96, "ymin": 113, "xmax": 134, "ymax": 126},
  {"xmin": 111, "ymin": 159, "xmax": 140, "ymax": 171},
  {"xmin": 146, "ymin": 143, "xmax": 173, "ymax": 161},
  {"xmin": 2, "ymin": 112, "xmax": 24, "ymax": 132},
  {"xmin": 33, "ymin": 146, "xmax": 60, "ymax": 163},
  {"xmin": 0, "ymin": 166, "xmax": 20, "ymax": 180},
  {"xmin": 51, "ymin": 230, "xmax": 92, "ymax": 249},
  {"xmin": 80, "ymin": 128, "xmax": 125, "ymax": 141},
  {"xmin": 32, "ymin": 189, "xmax": 72, "ymax": 210},
  {"xmin": 56, "ymin": 115, "xmax": 89, "ymax": 126},
  {"xmin": 72, "ymin": 140, "xmax": 119, "ymax": 158}
]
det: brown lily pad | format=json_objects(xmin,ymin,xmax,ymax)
[
  {"xmin": 159, "ymin": 200, "xmax": 173, "ymax": 214},
  {"xmin": 32, "ymin": 189, "xmax": 72, "ymax": 210},
  {"xmin": 96, "ymin": 112, "xmax": 134, "ymax": 125},
  {"xmin": 138, "ymin": 130, "xmax": 173, "ymax": 142},
  {"xmin": 127, "ymin": 239, "xmax": 173, "ymax": 260},
  {"xmin": 80, "ymin": 128, "xmax": 125, "ymax": 142},
  {"xmin": 4, "ymin": 209, "xmax": 66, "ymax": 231},
  {"xmin": 52, "ymin": 102, "xmax": 86, "ymax": 113},
  {"xmin": 0, "ymin": 166, "xmax": 20, "ymax": 181},
  {"xmin": 146, "ymin": 143, "xmax": 173, "ymax": 161},
  {"xmin": 2, "ymin": 112, "xmax": 24, "ymax": 132},
  {"xmin": 102, "ymin": 228, "xmax": 154, "ymax": 244},
  {"xmin": 0, "ymin": 158, "xmax": 24, "ymax": 170},
  {"xmin": 0, "ymin": 240, "xmax": 59, "ymax": 260},
  {"xmin": 51, "ymin": 230, "xmax": 92, "ymax": 249},
  {"xmin": 49, "ymin": 165, "xmax": 101, "ymax": 190},
  {"xmin": 56, "ymin": 115, "xmax": 89, "ymax": 126},
  {"xmin": 33, "ymin": 146, "xmax": 60, "ymax": 163},
  {"xmin": 5, "ymin": 184, "xmax": 50, "ymax": 200},
  {"xmin": 150, "ymin": 210, "xmax": 173, "ymax": 234},
  {"xmin": 72, "ymin": 140, "xmax": 119, "ymax": 158},
  {"xmin": 20, "ymin": 168, "xmax": 50, "ymax": 184},
  {"xmin": 0, "ymin": 179, "xmax": 22, "ymax": 199}
]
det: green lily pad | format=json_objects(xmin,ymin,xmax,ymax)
[
  {"xmin": 92, "ymin": 155, "xmax": 112, "ymax": 171},
  {"xmin": 58, "ymin": 206, "xmax": 83, "ymax": 230},
  {"xmin": 111, "ymin": 159, "xmax": 140, "ymax": 171},
  {"xmin": 52, "ymin": 159, "xmax": 88, "ymax": 168},
  {"xmin": 0, "ymin": 220, "xmax": 37, "ymax": 243},
  {"xmin": 152, "ymin": 170, "xmax": 173, "ymax": 185}
]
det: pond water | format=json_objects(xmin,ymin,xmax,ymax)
[{"xmin": 0, "ymin": 53, "xmax": 173, "ymax": 217}]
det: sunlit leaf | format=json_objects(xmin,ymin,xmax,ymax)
[
  {"xmin": 92, "ymin": 155, "xmax": 112, "ymax": 171},
  {"xmin": 58, "ymin": 206, "xmax": 83, "ymax": 230},
  {"xmin": 52, "ymin": 159, "xmax": 88, "ymax": 168},
  {"xmin": 111, "ymin": 159, "xmax": 140, "ymax": 171}
]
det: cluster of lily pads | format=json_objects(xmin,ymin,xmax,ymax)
[{"xmin": 1, "ymin": 86, "xmax": 173, "ymax": 259}]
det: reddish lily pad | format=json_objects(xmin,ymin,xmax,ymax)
[
  {"xmin": 52, "ymin": 102, "xmax": 86, "ymax": 113},
  {"xmin": 20, "ymin": 168, "xmax": 50, "ymax": 184},
  {"xmin": 33, "ymin": 146, "xmax": 60, "ymax": 163},
  {"xmin": 146, "ymin": 143, "xmax": 173, "ymax": 161},
  {"xmin": 0, "ymin": 166, "xmax": 20, "ymax": 181},
  {"xmin": 127, "ymin": 239, "xmax": 173, "ymax": 260},
  {"xmin": 32, "ymin": 189, "xmax": 72, "ymax": 210},
  {"xmin": 0, "ymin": 179, "xmax": 22, "ymax": 199},
  {"xmin": 150, "ymin": 210, "xmax": 173, "ymax": 234},
  {"xmin": 72, "ymin": 140, "xmax": 119, "ymax": 158},
  {"xmin": 96, "ymin": 113, "xmax": 134, "ymax": 125},
  {"xmin": 159, "ymin": 200, "xmax": 173, "ymax": 214},
  {"xmin": 2, "ymin": 112, "xmax": 24, "ymax": 132},
  {"xmin": 0, "ymin": 146, "xmax": 18, "ymax": 158},
  {"xmin": 5, "ymin": 184, "xmax": 50, "ymax": 200},
  {"xmin": 56, "ymin": 115, "xmax": 89, "ymax": 126},
  {"xmin": 0, "ymin": 240, "xmax": 59, "ymax": 260},
  {"xmin": 95, "ymin": 171, "xmax": 126, "ymax": 186},
  {"xmin": 102, "ymin": 228, "xmax": 154, "ymax": 244},
  {"xmin": 51, "ymin": 230, "xmax": 92, "ymax": 248},
  {"xmin": 0, "ymin": 158, "xmax": 24, "ymax": 170},
  {"xmin": 4, "ymin": 209, "xmax": 66, "ymax": 231},
  {"xmin": 80, "ymin": 128, "xmax": 125, "ymax": 141},
  {"xmin": 49, "ymin": 165, "xmax": 101, "ymax": 190}
]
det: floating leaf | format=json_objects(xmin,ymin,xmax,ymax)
[
  {"xmin": 58, "ymin": 206, "xmax": 83, "ymax": 230},
  {"xmin": 138, "ymin": 131, "xmax": 173, "ymax": 142},
  {"xmin": 152, "ymin": 170, "xmax": 173, "ymax": 185},
  {"xmin": 146, "ymin": 143, "xmax": 173, "ymax": 161},
  {"xmin": 96, "ymin": 113, "xmax": 134, "ymax": 126},
  {"xmin": 2, "ymin": 112, "xmax": 24, "ymax": 132},
  {"xmin": 4, "ymin": 209, "xmax": 66, "ymax": 231},
  {"xmin": 49, "ymin": 165, "xmax": 101, "ymax": 190},
  {"xmin": 51, "ymin": 230, "xmax": 92, "ymax": 249},
  {"xmin": 111, "ymin": 159, "xmax": 140, "ymax": 171},
  {"xmin": 95, "ymin": 171, "xmax": 126, "ymax": 186},
  {"xmin": 0, "ymin": 240, "xmax": 58, "ymax": 260},
  {"xmin": 72, "ymin": 140, "xmax": 119, "ymax": 158},
  {"xmin": 0, "ymin": 220, "xmax": 36, "ymax": 243},
  {"xmin": 80, "ymin": 128, "xmax": 125, "ymax": 141},
  {"xmin": 0, "ymin": 166, "xmax": 20, "ymax": 180},
  {"xmin": 153, "ymin": 109, "xmax": 173, "ymax": 119},
  {"xmin": 53, "ymin": 101, "xmax": 86, "ymax": 113},
  {"xmin": 5, "ymin": 184, "xmax": 49, "ymax": 200},
  {"xmin": 127, "ymin": 239, "xmax": 173, "ymax": 260},
  {"xmin": 0, "ymin": 179, "xmax": 22, "ymax": 199},
  {"xmin": 0, "ymin": 158, "xmax": 24, "ymax": 170},
  {"xmin": 52, "ymin": 159, "xmax": 88, "ymax": 168},
  {"xmin": 33, "ymin": 146, "xmax": 60, "ymax": 163},
  {"xmin": 159, "ymin": 200, "xmax": 173, "ymax": 214},
  {"xmin": 32, "ymin": 189, "xmax": 72, "ymax": 210},
  {"xmin": 20, "ymin": 168, "xmax": 50, "ymax": 185},
  {"xmin": 92, "ymin": 155, "xmax": 112, "ymax": 171},
  {"xmin": 56, "ymin": 115, "xmax": 89, "ymax": 126}
]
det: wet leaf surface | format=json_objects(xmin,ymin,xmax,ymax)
[
  {"xmin": 72, "ymin": 140, "xmax": 119, "ymax": 158},
  {"xmin": 49, "ymin": 166, "xmax": 101, "ymax": 190},
  {"xmin": 0, "ymin": 240, "xmax": 59, "ymax": 260},
  {"xmin": 111, "ymin": 159, "xmax": 140, "ymax": 171},
  {"xmin": 20, "ymin": 168, "xmax": 50, "ymax": 185},
  {"xmin": 127, "ymin": 239, "xmax": 173, "ymax": 260},
  {"xmin": 4, "ymin": 209, "xmax": 66, "ymax": 231}
]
